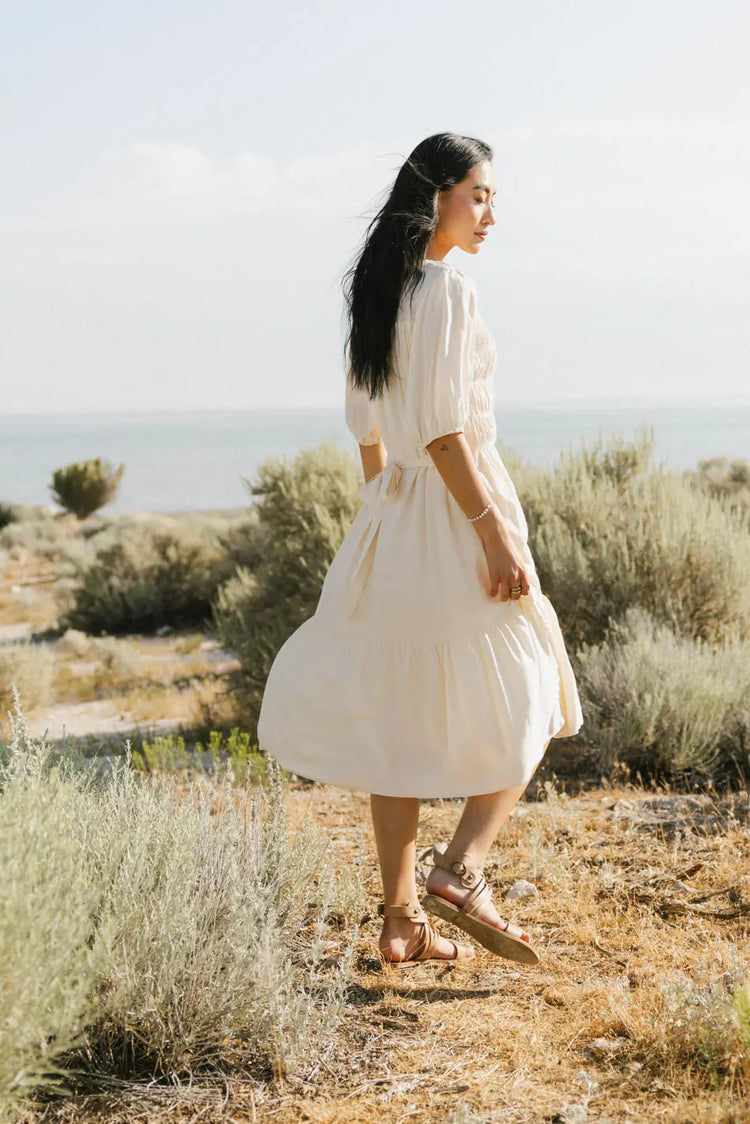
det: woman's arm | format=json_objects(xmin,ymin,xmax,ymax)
[
  {"xmin": 425, "ymin": 431, "xmax": 530, "ymax": 601},
  {"xmin": 359, "ymin": 439, "xmax": 387, "ymax": 484}
]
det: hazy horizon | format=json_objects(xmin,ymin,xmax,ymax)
[{"xmin": 3, "ymin": 395, "xmax": 750, "ymax": 418}]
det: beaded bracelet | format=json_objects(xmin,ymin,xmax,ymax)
[{"xmin": 467, "ymin": 500, "xmax": 493, "ymax": 523}]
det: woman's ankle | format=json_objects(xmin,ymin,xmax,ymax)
[{"xmin": 441, "ymin": 846, "xmax": 485, "ymax": 872}]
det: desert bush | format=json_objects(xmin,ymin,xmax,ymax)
[
  {"xmin": 212, "ymin": 440, "xmax": 361, "ymax": 736},
  {"xmin": 91, "ymin": 636, "xmax": 144, "ymax": 679},
  {"xmin": 513, "ymin": 427, "xmax": 750, "ymax": 650},
  {"xmin": 0, "ymin": 503, "xmax": 20, "ymax": 531},
  {"xmin": 685, "ymin": 456, "xmax": 750, "ymax": 526},
  {"xmin": 576, "ymin": 606, "xmax": 750, "ymax": 778},
  {"xmin": 0, "ymin": 697, "xmax": 358, "ymax": 1120},
  {"xmin": 659, "ymin": 957, "xmax": 750, "ymax": 1092},
  {"xmin": 56, "ymin": 628, "xmax": 95, "ymax": 659},
  {"xmin": 0, "ymin": 640, "xmax": 55, "ymax": 714},
  {"xmin": 57, "ymin": 518, "xmax": 234, "ymax": 635},
  {"xmin": 0, "ymin": 508, "xmax": 67, "ymax": 562},
  {"xmin": 49, "ymin": 457, "xmax": 125, "ymax": 519}
]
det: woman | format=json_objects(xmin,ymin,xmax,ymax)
[{"xmin": 257, "ymin": 133, "xmax": 583, "ymax": 967}]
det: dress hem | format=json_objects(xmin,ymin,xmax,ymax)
[{"xmin": 261, "ymin": 720, "xmax": 564, "ymax": 800}]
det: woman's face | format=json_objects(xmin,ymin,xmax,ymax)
[{"xmin": 430, "ymin": 160, "xmax": 496, "ymax": 258}]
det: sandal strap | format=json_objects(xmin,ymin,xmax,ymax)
[
  {"xmin": 460, "ymin": 878, "xmax": 493, "ymax": 920},
  {"xmin": 431, "ymin": 849, "xmax": 484, "ymax": 889},
  {"xmin": 378, "ymin": 905, "xmax": 465, "ymax": 963},
  {"xmin": 430, "ymin": 848, "xmax": 502, "ymax": 924},
  {"xmin": 413, "ymin": 921, "xmax": 459, "ymax": 962},
  {"xmin": 500, "ymin": 917, "xmax": 531, "ymax": 942},
  {"xmin": 378, "ymin": 901, "xmax": 429, "ymax": 922}
]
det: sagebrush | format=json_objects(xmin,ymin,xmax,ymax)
[{"xmin": 0, "ymin": 694, "xmax": 359, "ymax": 1121}]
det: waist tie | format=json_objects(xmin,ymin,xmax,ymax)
[
  {"xmin": 358, "ymin": 453, "xmax": 434, "ymax": 503},
  {"xmin": 341, "ymin": 455, "xmax": 434, "ymax": 619}
]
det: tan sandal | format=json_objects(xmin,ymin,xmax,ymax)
[
  {"xmin": 377, "ymin": 901, "xmax": 475, "ymax": 969},
  {"xmin": 422, "ymin": 851, "xmax": 541, "ymax": 966}
]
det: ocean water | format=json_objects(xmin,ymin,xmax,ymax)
[{"xmin": 1, "ymin": 405, "xmax": 748, "ymax": 516}]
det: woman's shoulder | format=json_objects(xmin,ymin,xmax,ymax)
[
  {"xmin": 422, "ymin": 259, "xmax": 474, "ymax": 279},
  {"xmin": 421, "ymin": 260, "xmax": 478, "ymax": 296},
  {"xmin": 397, "ymin": 261, "xmax": 477, "ymax": 323}
]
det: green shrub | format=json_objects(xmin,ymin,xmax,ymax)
[
  {"xmin": 132, "ymin": 728, "xmax": 268, "ymax": 786},
  {"xmin": 57, "ymin": 518, "xmax": 233, "ymax": 635},
  {"xmin": 514, "ymin": 427, "xmax": 750, "ymax": 650},
  {"xmin": 0, "ymin": 697, "xmax": 358, "ymax": 1119},
  {"xmin": 212, "ymin": 440, "xmax": 361, "ymax": 736},
  {"xmin": 50, "ymin": 457, "xmax": 125, "ymax": 519},
  {"xmin": 576, "ymin": 605, "xmax": 750, "ymax": 778}
]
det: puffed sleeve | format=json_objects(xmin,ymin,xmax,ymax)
[
  {"xmin": 344, "ymin": 352, "xmax": 382, "ymax": 446},
  {"xmin": 407, "ymin": 267, "xmax": 476, "ymax": 453}
]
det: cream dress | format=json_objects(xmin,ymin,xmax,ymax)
[{"xmin": 257, "ymin": 259, "xmax": 584, "ymax": 797}]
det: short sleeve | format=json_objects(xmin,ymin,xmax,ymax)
[
  {"xmin": 345, "ymin": 355, "xmax": 382, "ymax": 446},
  {"xmin": 407, "ymin": 267, "xmax": 476, "ymax": 453}
]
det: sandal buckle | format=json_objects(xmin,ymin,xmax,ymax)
[{"xmin": 449, "ymin": 859, "xmax": 479, "ymax": 886}]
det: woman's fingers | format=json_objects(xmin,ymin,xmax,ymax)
[
  {"xmin": 498, "ymin": 566, "xmax": 529, "ymax": 601},
  {"xmin": 481, "ymin": 540, "xmax": 530, "ymax": 600}
]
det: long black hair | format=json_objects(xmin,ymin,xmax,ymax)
[{"xmin": 342, "ymin": 132, "xmax": 493, "ymax": 400}]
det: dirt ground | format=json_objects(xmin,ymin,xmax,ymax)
[{"xmin": 31, "ymin": 779, "xmax": 750, "ymax": 1124}]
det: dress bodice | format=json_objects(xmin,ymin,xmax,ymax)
[{"xmin": 345, "ymin": 262, "xmax": 498, "ymax": 463}]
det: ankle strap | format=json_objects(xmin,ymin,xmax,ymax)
[
  {"xmin": 431, "ymin": 850, "xmax": 483, "ymax": 888},
  {"xmin": 378, "ymin": 902, "xmax": 428, "ymax": 921}
]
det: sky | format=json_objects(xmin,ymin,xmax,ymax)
[{"xmin": 1, "ymin": 0, "xmax": 748, "ymax": 414}]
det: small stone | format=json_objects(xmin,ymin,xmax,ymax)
[
  {"xmin": 506, "ymin": 878, "xmax": 538, "ymax": 900},
  {"xmin": 584, "ymin": 1037, "xmax": 624, "ymax": 1061},
  {"xmin": 554, "ymin": 1103, "xmax": 587, "ymax": 1124}
]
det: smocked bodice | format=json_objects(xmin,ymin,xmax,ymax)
[{"xmin": 462, "ymin": 311, "xmax": 497, "ymax": 453}]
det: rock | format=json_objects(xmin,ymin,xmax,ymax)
[
  {"xmin": 553, "ymin": 1104, "xmax": 587, "ymax": 1123},
  {"xmin": 506, "ymin": 879, "xmax": 538, "ymax": 900},
  {"xmin": 584, "ymin": 1037, "xmax": 624, "ymax": 1061}
]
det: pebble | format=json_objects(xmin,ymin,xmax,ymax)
[
  {"xmin": 505, "ymin": 878, "xmax": 538, "ymax": 900},
  {"xmin": 584, "ymin": 1037, "xmax": 624, "ymax": 1060}
]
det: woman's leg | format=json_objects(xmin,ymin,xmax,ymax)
[
  {"xmin": 370, "ymin": 793, "xmax": 473, "ymax": 960},
  {"xmin": 425, "ymin": 741, "xmax": 551, "ymax": 926}
]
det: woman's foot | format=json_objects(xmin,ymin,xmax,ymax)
[
  {"xmin": 425, "ymin": 858, "xmax": 509, "ymax": 931},
  {"xmin": 422, "ymin": 850, "xmax": 539, "ymax": 964},
  {"xmin": 379, "ymin": 915, "xmax": 475, "ymax": 962}
]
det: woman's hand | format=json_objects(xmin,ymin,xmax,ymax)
[
  {"xmin": 423, "ymin": 431, "xmax": 530, "ymax": 601},
  {"xmin": 476, "ymin": 515, "xmax": 531, "ymax": 601}
]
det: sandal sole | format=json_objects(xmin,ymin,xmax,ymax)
[
  {"xmin": 422, "ymin": 893, "xmax": 541, "ymax": 965},
  {"xmin": 378, "ymin": 950, "xmax": 475, "ymax": 970}
]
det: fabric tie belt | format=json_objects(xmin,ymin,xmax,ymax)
[
  {"xmin": 341, "ymin": 455, "xmax": 434, "ymax": 619},
  {"xmin": 358, "ymin": 453, "xmax": 435, "ymax": 503}
]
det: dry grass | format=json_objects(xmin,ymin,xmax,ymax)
[{"xmin": 26, "ymin": 778, "xmax": 750, "ymax": 1124}]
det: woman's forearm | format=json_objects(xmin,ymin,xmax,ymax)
[{"xmin": 425, "ymin": 431, "xmax": 506, "ymax": 542}]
